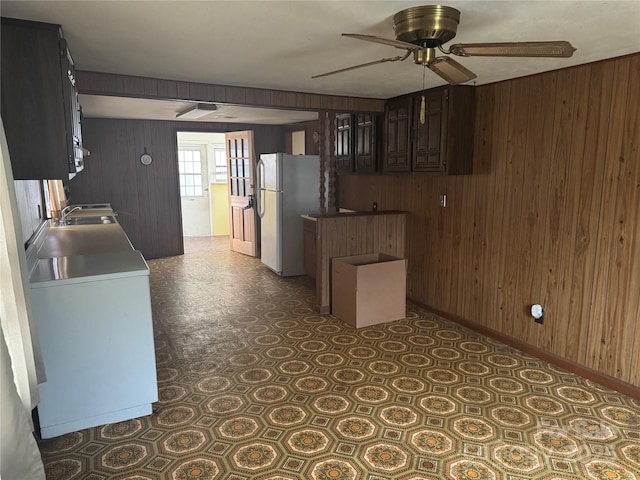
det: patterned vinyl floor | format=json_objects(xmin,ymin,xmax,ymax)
[{"xmin": 39, "ymin": 236, "xmax": 640, "ymax": 480}]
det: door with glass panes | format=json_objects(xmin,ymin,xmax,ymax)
[
  {"xmin": 225, "ymin": 130, "xmax": 257, "ymax": 256},
  {"xmin": 178, "ymin": 145, "xmax": 211, "ymax": 236}
]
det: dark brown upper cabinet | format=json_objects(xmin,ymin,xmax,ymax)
[
  {"xmin": 335, "ymin": 113, "xmax": 380, "ymax": 174},
  {"xmin": 354, "ymin": 114, "xmax": 378, "ymax": 173},
  {"xmin": 413, "ymin": 85, "xmax": 475, "ymax": 174},
  {"xmin": 60, "ymin": 38, "xmax": 84, "ymax": 177},
  {"xmin": 384, "ymin": 85, "xmax": 475, "ymax": 175},
  {"xmin": 1, "ymin": 18, "xmax": 84, "ymax": 181},
  {"xmin": 383, "ymin": 96, "xmax": 413, "ymax": 173},
  {"xmin": 335, "ymin": 113, "xmax": 353, "ymax": 173}
]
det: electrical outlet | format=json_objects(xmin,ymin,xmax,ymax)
[{"xmin": 439, "ymin": 194, "xmax": 447, "ymax": 207}]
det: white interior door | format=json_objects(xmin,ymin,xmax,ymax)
[{"xmin": 178, "ymin": 145, "xmax": 211, "ymax": 237}]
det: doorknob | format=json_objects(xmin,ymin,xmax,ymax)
[{"xmin": 243, "ymin": 194, "xmax": 254, "ymax": 210}]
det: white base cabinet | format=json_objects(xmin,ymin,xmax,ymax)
[{"xmin": 31, "ymin": 269, "xmax": 157, "ymax": 439}]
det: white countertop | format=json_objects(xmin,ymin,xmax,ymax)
[
  {"xmin": 36, "ymin": 221, "xmax": 133, "ymax": 258},
  {"xmin": 30, "ymin": 250, "xmax": 149, "ymax": 287},
  {"xmin": 28, "ymin": 207, "xmax": 148, "ymax": 287}
]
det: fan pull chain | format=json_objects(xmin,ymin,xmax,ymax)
[{"xmin": 420, "ymin": 63, "xmax": 427, "ymax": 125}]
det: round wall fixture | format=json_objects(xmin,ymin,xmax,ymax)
[
  {"xmin": 531, "ymin": 304, "xmax": 544, "ymax": 320},
  {"xmin": 140, "ymin": 148, "xmax": 153, "ymax": 166}
]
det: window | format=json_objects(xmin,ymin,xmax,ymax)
[
  {"xmin": 178, "ymin": 147, "xmax": 204, "ymax": 197},
  {"xmin": 212, "ymin": 146, "xmax": 228, "ymax": 183}
]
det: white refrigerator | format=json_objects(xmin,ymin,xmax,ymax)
[{"xmin": 257, "ymin": 153, "xmax": 321, "ymax": 276}]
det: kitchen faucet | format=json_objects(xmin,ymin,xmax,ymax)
[{"xmin": 58, "ymin": 205, "xmax": 82, "ymax": 225}]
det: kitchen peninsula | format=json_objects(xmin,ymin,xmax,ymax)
[
  {"xmin": 301, "ymin": 210, "xmax": 408, "ymax": 314},
  {"xmin": 27, "ymin": 206, "xmax": 157, "ymax": 439}
]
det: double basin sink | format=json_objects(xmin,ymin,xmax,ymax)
[
  {"xmin": 34, "ymin": 209, "xmax": 133, "ymax": 259},
  {"xmin": 28, "ymin": 204, "xmax": 148, "ymax": 285},
  {"xmin": 60, "ymin": 215, "xmax": 116, "ymax": 226}
]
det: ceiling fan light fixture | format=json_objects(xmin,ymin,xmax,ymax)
[
  {"xmin": 413, "ymin": 47, "xmax": 438, "ymax": 65},
  {"xmin": 176, "ymin": 103, "xmax": 218, "ymax": 119}
]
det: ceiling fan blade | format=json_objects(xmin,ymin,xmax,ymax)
[
  {"xmin": 312, "ymin": 52, "xmax": 410, "ymax": 79},
  {"xmin": 427, "ymin": 57, "xmax": 477, "ymax": 85},
  {"xmin": 342, "ymin": 33, "xmax": 419, "ymax": 51},
  {"xmin": 448, "ymin": 41, "xmax": 576, "ymax": 58}
]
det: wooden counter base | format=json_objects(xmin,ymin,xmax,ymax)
[{"xmin": 306, "ymin": 211, "xmax": 408, "ymax": 314}]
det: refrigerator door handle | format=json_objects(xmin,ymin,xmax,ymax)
[{"xmin": 257, "ymin": 159, "xmax": 265, "ymax": 218}]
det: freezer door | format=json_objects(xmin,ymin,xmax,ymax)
[
  {"xmin": 260, "ymin": 189, "xmax": 281, "ymax": 274},
  {"xmin": 280, "ymin": 154, "xmax": 320, "ymax": 196},
  {"xmin": 260, "ymin": 153, "xmax": 280, "ymax": 191}
]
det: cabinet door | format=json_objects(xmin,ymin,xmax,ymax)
[
  {"xmin": 60, "ymin": 40, "xmax": 84, "ymax": 176},
  {"xmin": 445, "ymin": 86, "xmax": 475, "ymax": 175},
  {"xmin": 1, "ymin": 19, "xmax": 68, "ymax": 180},
  {"xmin": 413, "ymin": 89, "xmax": 448, "ymax": 172},
  {"xmin": 383, "ymin": 97, "xmax": 412, "ymax": 172},
  {"xmin": 303, "ymin": 219, "xmax": 317, "ymax": 279},
  {"xmin": 335, "ymin": 113, "xmax": 354, "ymax": 173},
  {"xmin": 354, "ymin": 114, "xmax": 377, "ymax": 173}
]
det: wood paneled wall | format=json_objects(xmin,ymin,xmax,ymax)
[
  {"xmin": 339, "ymin": 54, "xmax": 640, "ymax": 387},
  {"xmin": 314, "ymin": 212, "xmax": 407, "ymax": 313},
  {"xmin": 283, "ymin": 120, "xmax": 320, "ymax": 156},
  {"xmin": 76, "ymin": 71, "xmax": 386, "ymax": 113},
  {"xmin": 70, "ymin": 119, "xmax": 284, "ymax": 259}
]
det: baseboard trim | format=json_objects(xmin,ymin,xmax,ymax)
[{"xmin": 414, "ymin": 302, "xmax": 640, "ymax": 401}]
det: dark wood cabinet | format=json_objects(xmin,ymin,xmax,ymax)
[
  {"xmin": 354, "ymin": 114, "xmax": 378, "ymax": 173},
  {"xmin": 303, "ymin": 218, "xmax": 317, "ymax": 280},
  {"xmin": 384, "ymin": 85, "xmax": 475, "ymax": 175},
  {"xmin": 335, "ymin": 113, "xmax": 380, "ymax": 174},
  {"xmin": 60, "ymin": 39, "xmax": 84, "ymax": 176},
  {"xmin": 413, "ymin": 86, "xmax": 475, "ymax": 174},
  {"xmin": 413, "ymin": 89, "xmax": 446, "ymax": 172},
  {"xmin": 383, "ymin": 96, "xmax": 413, "ymax": 172},
  {"xmin": 1, "ymin": 18, "xmax": 84, "ymax": 181},
  {"xmin": 335, "ymin": 113, "xmax": 353, "ymax": 173}
]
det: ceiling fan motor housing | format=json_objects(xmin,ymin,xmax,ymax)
[{"xmin": 393, "ymin": 5, "xmax": 460, "ymax": 48}]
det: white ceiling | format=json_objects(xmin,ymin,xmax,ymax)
[
  {"xmin": 2, "ymin": 1, "xmax": 640, "ymax": 123},
  {"xmin": 78, "ymin": 95, "xmax": 319, "ymax": 125}
]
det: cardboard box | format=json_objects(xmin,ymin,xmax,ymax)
[{"xmin": 331, "ymin": 253, "xmax": 407, "ymax": 328}]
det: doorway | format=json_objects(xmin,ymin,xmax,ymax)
[{"xmin": 177, "ymin": 131, "xmax": 229, "ymax": 238}]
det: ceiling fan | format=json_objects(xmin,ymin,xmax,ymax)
[{"xmin": 312, "ymin": 5, "xmax": 576, "ymax": 85}]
